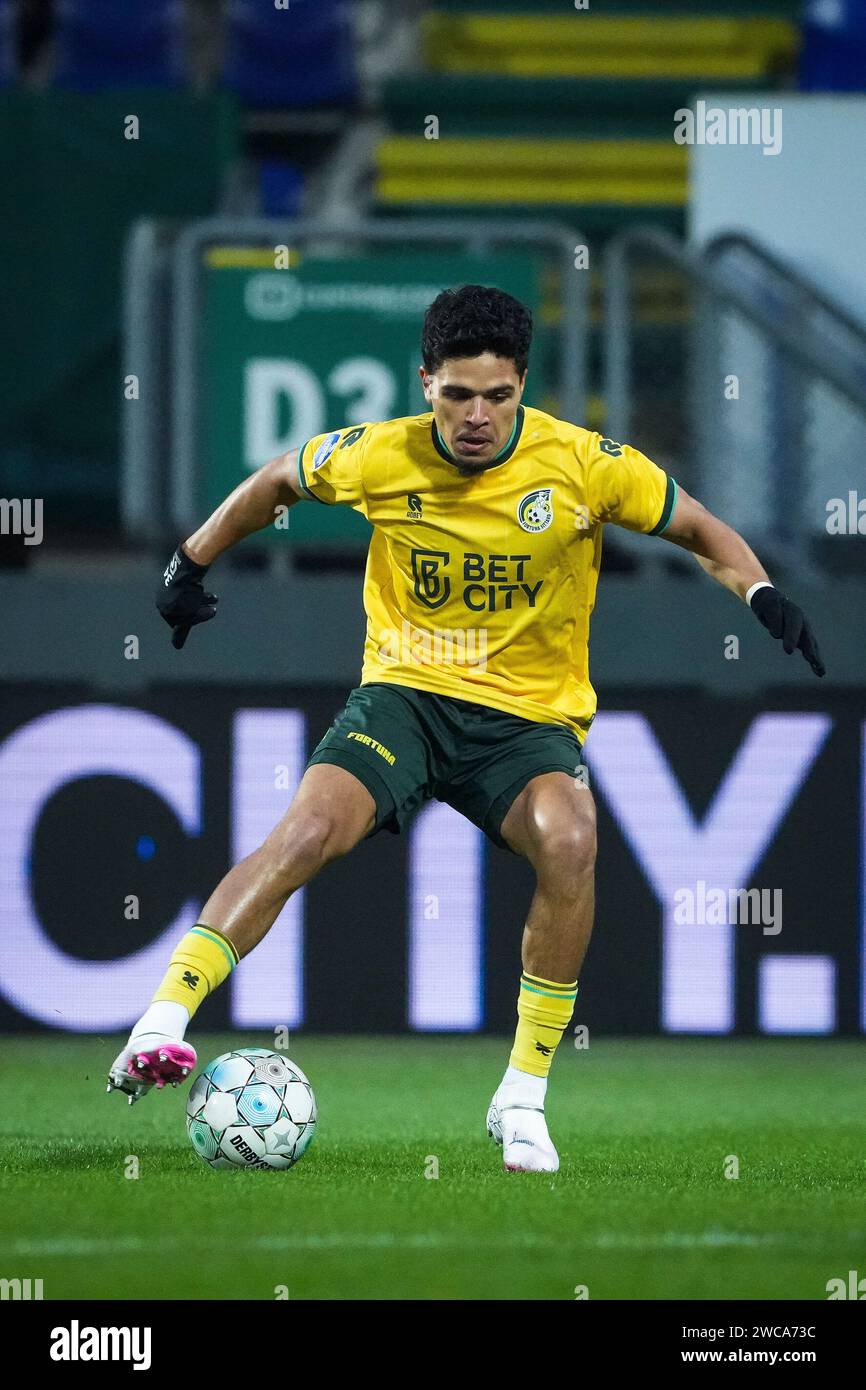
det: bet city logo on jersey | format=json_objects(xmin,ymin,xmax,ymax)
[{"xmin": 410, "ymin": 549, "xmax": 543, "ymax": 612}]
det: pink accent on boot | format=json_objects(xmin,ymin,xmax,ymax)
[{"xmin": 128, "ymin": 1042, "xmax": 197, "ymax": 1089}]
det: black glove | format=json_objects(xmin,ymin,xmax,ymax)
[
  {"xmin": 156, "ymin": 545, "xmax": 218, "ymax": 649},
  {"xmin": 749, "ymin": 585, "xmax": 824, "ymax": 677}
]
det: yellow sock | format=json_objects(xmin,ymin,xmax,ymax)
[
  {"xmin": 152, "ymin": 924, "xmax": 239, "ymax": 1019},
  {"xmin": 509, "ymin": 971, "xmax": 578, "ymax": 1078}
]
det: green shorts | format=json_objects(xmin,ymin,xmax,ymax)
[{"xmin": 307, "ymin": 682, "xmax": 585, "ymax": 853}]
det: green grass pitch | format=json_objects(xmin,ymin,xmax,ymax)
[{"xmin": 1, "ymin": 1035, "xmax": 863, "ymax": 1301}]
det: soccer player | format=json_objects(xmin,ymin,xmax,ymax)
[{"xmin": 108, "ymin": 286, "xmax": 823, "ymax": 1171}]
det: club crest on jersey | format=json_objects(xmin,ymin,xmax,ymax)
[
  {"xmin": 312, "ymin": 431, "xmax": 341, "ymax": 471},
  {"xmin": 517, "ymin": 488, "xmax": 554, "ymax": 533}
]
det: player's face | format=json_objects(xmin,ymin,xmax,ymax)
[{"xmin": 420, "ymin": 353, "xmax": 526, "ymax": 472}]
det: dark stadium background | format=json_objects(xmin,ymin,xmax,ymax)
[{"xmin": 1, "ymin": 0, "xmax": 864, "ymax": 1043}]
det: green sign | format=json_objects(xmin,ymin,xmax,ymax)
[{"xmin": 200, "ymin": 251, "xmax": 546, "ymax": 546}]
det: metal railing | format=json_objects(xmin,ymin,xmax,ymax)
[
  {"xmin": 705, "ymin": 232, "xmax": 866, "ymax": 362},
  {"xmin": 603, "ymin": 226, "xmax": 866, "ymax": 568}
]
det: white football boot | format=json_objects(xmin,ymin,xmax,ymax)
[
  {"xmin": 487, "ymin": 1075, "xmax": 560, "ymax": 1173},
  {"xmin": 107, "ymin": 1003, "xmax": 196, "ymax": 1105},
  {"xmin": 107, "ymin": 1035, "xmax": 197, "ymax": 1105}
]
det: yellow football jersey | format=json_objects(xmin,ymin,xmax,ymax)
[{"xmin": 296, "ymin": 405, "xmax": 676, "ymax": 740}]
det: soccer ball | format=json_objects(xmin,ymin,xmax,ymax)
[{"xmin": 186, "ymin": 1048, "xmax": 316, "ymax": 1171}]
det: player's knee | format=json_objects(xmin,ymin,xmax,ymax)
[
  {"xmin": 265, "ymin": 809, "xmax": 354, "ymax": 884},
  {"xmin": 534, "ymin": 815, "xmax": 596, "ymax": 883}
]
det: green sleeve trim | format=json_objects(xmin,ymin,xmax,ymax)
[
  {"xmin": 649, "ymin": 475, "xmax": 678, "ymax": 535},
  {"xmin": 296, "ymin": 440, "xmax": 329, "ymax": 504}
]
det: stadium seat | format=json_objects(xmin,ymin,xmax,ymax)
[
  {"xmin": 375, "ymin": 135, "xmax": 688, "ymax": 231},
  {"xmin": 422, "ymin": 13, "xmax": 798, "ymax": 80},
  {"xmin": 800, "ymin": 0, "xmax": 866, "ymax": 92},
  {"xmin": 0, "ymin": 0, "xmax": 15, "ymax": 84},
  {"xmin": 375, "ymin": 5, "xmax": 799, "ymax": 240},
  {"xmin": 259, "ymin": 159, "xmax": 304, "ymax": 217},
  {"xmin": 223, "ymin": 0, "xmax": 356, "ymax": 109},
  {"xmin": 53, "ymin": 0, "xmax": 185, "ymax": 89}
]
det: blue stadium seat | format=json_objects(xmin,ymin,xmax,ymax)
[
  {"xmin": 53, "ymin": 0, "xmax": 185, "ymax": 89},
  {"xmin": 259, "ymin": 159, "xmax": 304, "ymax": 217},
  {"xmin": 223, "ymin": 0, "xmax": 356, "ymax": 108},
  {"xmin": 800, "ymin": 0, "xmax": 866, "ymax": 92},
  {"xmin": 0, "ymin": 0, "xmax": 15, "ymax": 84}
]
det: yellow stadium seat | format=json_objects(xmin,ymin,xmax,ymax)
[{"xmin": 423, "ymin": 15, "xmax": 798, "ymax": 81}]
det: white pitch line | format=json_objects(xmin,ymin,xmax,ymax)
[
  {"xmin": 592, "ymin": 1232, "xmax": 772, "ymax": 1249},
  {"xmin": 3, "ymin": 1231, "xmax": 796, "ymax": 1258}
]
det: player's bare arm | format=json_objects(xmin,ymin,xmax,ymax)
[
  {"xmin": 155, "ymin": 449, "xmax": 302, "ymax": 649},
  {"xmin": 183, "ymin": 447, "xmax": 303, "ymax": 567},
  {"xmin": 658, "ymin": 485, "xmax": 825, "ymax": 676}
]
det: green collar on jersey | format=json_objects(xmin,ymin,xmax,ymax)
[{"xmin": 431, "ymin": 404, "xmax": 525, "ymax": 471}]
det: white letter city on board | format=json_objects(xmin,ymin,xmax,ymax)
[{"xmin": 587, "ymin": 713, "xmax": 830, "ymax": 1032}]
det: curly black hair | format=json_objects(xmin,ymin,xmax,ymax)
[{"xmin": 421, "ymin": 285, "xmax": 532, "ymax": 376}]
